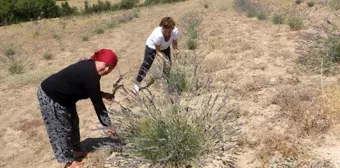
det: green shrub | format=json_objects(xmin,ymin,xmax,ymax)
[
  {"xmin": 246, "ymin": 9, "xmax": 257, "ymax": 17},
  {"xmin": 84, "ymin": 0, "xmax": 115, "ymax": 14},
  {"xmin": 118, "ymin": 13, "xmax": 134, "ymax": 23},
  {"xmin": 131, "ymin": 115, "xmax": 204, "ymax": 165},
  {"xmin": 187, "ymin": 22, "xmax": 198, "ymax": 50},
  {"xmin": 0, "ymin": 0, "xmax": 76, "ymax": 26},
  {"xmin": 105, "ymin": 19, "xmax": 119, "ymax": 28},
  {"xmin": 188, "ymin": 26, "xmax": 198, "ymax": 39},
  {"xmin": 81, "ymin": 36, "xmax": 89, "ymax": 41},
  {"xmin": 296, "ymin": 0, "xmax": 303, "ymax": 4},
  {"xmin": 105, "ymin": 49, "xmax": 239, "ymax": 166},
  {"xmin": 272, "ymin": 14, "xmax": 285, "ymax": 24},
  {"xmin": 94, "ymin": 28, "xmax": 105, "ymax": 34},
  {"xmin": 256, "ymin": 11, "xmax": 267, "ymax": 20},
  {"xmin": 187, "ymin": 38, "xmax": 197, "ymax": 50},
  {"xmin": 165, "ymin": 69, "xmax": 189, "ymax": 94},
  {"xmin": 307, "ymin": 1, "xmax": 315, "ymax": 7},
  {"xmin": 8, "ymin": 61, "xmax": 24, "ymax": 74},
  {"xmin": 59, "ymin": 1, "xmax": 78, "ymax": 16},
  {"xmin": 83, "ymin": 0, "xmax": 138, "ymax": 14},
  {"xmin": 52, "ymin": 34, "xmax": 60, "ymax": 40},
  {"xmin": 297, "ymin": 33, "xmax": 340, "ymax": 75},
  {"xmin": 43, "ymin": 52, "xmax": 53, "ymax": 60},
  {"xmin": 233, "ymin": 0, "xmax": 268, "ymax": 20},
  {"xmin": 3, "ymin": 46, "xmax": 15, "ymax": 57},
  {"xmin": 144, "ymin": 0, "xmax": 184, "ymax": 5},
  {"xmin": 287, "ymin": 17, "xmax": 304, "ymax": 31},
  {"xmin": 133, "ymin": 9, "xmax": 139, "ymax": 18},
  {"xmin": 329, "ymin": 0, "xmax": 340, "ymax": 10},
  {"xmin": 330, "ymin": 40, "xmax": 340, "ymax": 62},
  {"xmin": 119, "ymin": 0, "xmax": 139, "ymax": 10},
  {"xmin": 182, "ymin": 13, "xmax": 200, "ymax": 50}
]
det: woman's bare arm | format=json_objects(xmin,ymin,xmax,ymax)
[
  {"xmin": 172, "ymin": 40, "xmax": 178, "ymax": 50},
  {"xmin": 155, "ymin": 45, "xmax": 164, "ymax": 57}
]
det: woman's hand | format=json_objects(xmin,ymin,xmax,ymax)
[
  {"xmin": 101, "ymin": 92, "xmax": 115, "ymax": 101},
  {"xmin": 106, "ymin": 129, "xmax": 116, "ymax": 135},
  {"xmin": 103, "ymin": 129, "xmax": 117, "ymax": 136},
  {"xmin": 155, "ymin": 45, "xmax": 165, "ymax": 58},
  {"xmin": 157, "ymin": 51, "xmax": 165, "ymax": 58},
  {"xmin": 173, "ymin": 49, "xmax": 180, "ymax": 55},
  {"xmin": 173, "ymin": 49, "xmax": 180, "ymax": 59}
]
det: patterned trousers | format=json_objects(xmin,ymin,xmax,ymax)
[{"xmin": 37, "ymin": 86, "xmax": 81, "ymax": 163}]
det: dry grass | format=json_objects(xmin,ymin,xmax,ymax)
[
  {"xmin": 86, "ymin": 149, "xmax": 112, "ymax": 168},
  {"xmin": 15, "ymin": 118, "xmax": 44, "ymax": 141},
  {"xmin": 272, "ymin": 13, "xmax": 285, "ymax": 24},
  {"xmin": 4, "ymin": 68, "xmax": 56, "ymax": 88},
  {"xmin": 258, "ymin": 0, "xmax": 293, "ymax": 8},
  {"xmin": 307, "ymin": 1, "xmax": 315, "ymax": 7},
  {"xmin": 329, "ymin": 0, "xmax": 340, "ymax": 10},
  {"xmin": 256, "ymin": 134, "xmax": 314, "ymax": 167},
  {"xmin": 255, "ymin": 133, "xmax": 336, "ymax": 168},
  {"xmin": 243, "ymin": 76, "xmax": 271, "ymax": 92},
  {"xmin": 297, "ymin": 27, "xmax": 340, "ymax": 75},
  {"xmin": 200, "ymin": 0, "xmax": 212, "ymax": 9},
  {"xmin": 323, "ymin": 85, "xmax": 340, "ymax": 121},
  {"xmin": 0, "ymin": 44, "xmax": 28, "ymax": 75},
  {"xmin": 272, "ymin": 86, "xmax": 331, "ymax": 136}
]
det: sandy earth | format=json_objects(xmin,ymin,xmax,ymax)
[{"xmin": 0, "ymin": 0, "xmax": 340, "ymax": 167}]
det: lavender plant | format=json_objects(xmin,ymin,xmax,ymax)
[
  {"xmin": 1, "ymin": 44, "xmax": 25, "ymax": 74},
  {"xmin": 181, "ymin": 12, "xmax": 201, "ymax": 50},
  {"xmin": 106, "ymin": 87, "xmax": 239, "ymax": 167},
  {"xmin": 99, "ymin": 54, "xmax": 239, "ymax": 167}
]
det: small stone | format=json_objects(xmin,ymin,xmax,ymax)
[
  {"xmin": 286, "ymin": 67, "xmax": 295, "ymax": 74},
  {"xmin": 269, "ymin": 77, "xmax": 278, "ymax": 85},
  {"xmin": 215, "ymin": 156, "xmax": 222, "ymax": 160},
  {"xmin": 223, "ymin": 145, "xmax": 234, "ymax": 151},
  {"xmin": 139, "ymin": 163, "xmax": 151, "ymax": 168},
  {"xmin": 204, "ymin": 164, "xmax": 216, "ymax": 168},
  {"xmin": 212, "ymin": 160, "xmax": 224, "ymax": 167}
]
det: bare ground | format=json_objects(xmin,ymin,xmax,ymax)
[{"xmin": 0, "ymin": 0, "xmax": 340, "ymax": 167}]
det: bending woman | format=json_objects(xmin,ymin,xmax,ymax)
[
  {"xmin": 134, "ymin": 17, "xmax": 179, "ymax": 93},
  {"xmin": 37, "ymin": 49, "xmax": 117, "ymax": 168}
]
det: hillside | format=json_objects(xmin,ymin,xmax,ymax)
[{"xmin": 0, "ymin": 0, "xmax": 340, "ymax": 167}]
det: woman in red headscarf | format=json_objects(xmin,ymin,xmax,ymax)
[{"xmin": 37, "ymin": 49, "xmax": 118, "ymax": 168}]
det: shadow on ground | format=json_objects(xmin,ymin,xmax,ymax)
[{"xmin": 80, "ymin": 136, "xmax": 122, "ymax": 152}]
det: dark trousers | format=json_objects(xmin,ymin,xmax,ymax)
[{"xmin": 136, "ymin": 45, "xmax": 171, "ymax": 83}]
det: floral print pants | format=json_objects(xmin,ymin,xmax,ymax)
[{"xmin": 37, "ymin": 86, "xmax": 81, "ymax": 163}]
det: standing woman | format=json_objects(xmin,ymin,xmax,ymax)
[
  {"xmin": 133, "ymin": 16, "xmax": 179, "ymax": 93},
  {"xmin": 37, "ymin": 49, "xmax": 117, "ymax": 168}
]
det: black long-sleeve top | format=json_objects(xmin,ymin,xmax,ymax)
[{"xmin": 41, "ymin": 60, "xmax": 111, "ymax": 127}]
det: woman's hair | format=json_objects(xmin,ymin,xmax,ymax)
[{"xmin": 159, "ymin": 17, "xmax": 176, "ymax": 29}]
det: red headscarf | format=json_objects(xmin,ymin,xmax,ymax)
[{"xmin": 91, "ymin": 49, "xmax": 118, "ymax": 68}]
